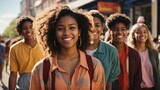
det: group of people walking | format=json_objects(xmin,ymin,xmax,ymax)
[{"xmin": 3, "ymin": 4, "xmax": 160, "ymax": 90}]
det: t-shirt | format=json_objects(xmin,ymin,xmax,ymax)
[{"xmin": 9, "ymin": 39, "xmax": 46, "ymax": 75}]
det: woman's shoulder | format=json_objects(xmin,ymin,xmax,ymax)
[
  {"xmin": 128, "ymin": 46, "xmax": 139, "ymax": 55},
  {"xmin": 99, "ymin": 40, "xmax": 117, "ymax": 52},
  {"xmin": 10, "ymin": 39, "xmax": 24, "ymax": 49},
  {"xmin": 32, "ymin": 56, "xmax": 50, "ymax": 70},
  {"xmin": 128, "ymin": 46, "xmax": 141, "ymax": 61},
  {"xmin": 91, "ymin": 56, "xmax": 103, "ymax": 68},
  {"xmin": 148, "ymin": 48, "xmax": 158, "ymax": 54}
]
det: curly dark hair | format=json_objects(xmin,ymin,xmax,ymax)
[
  {"xmin": 105, "ymin": 13, "xmax": 131, "ymax": 30},
  {"xmin": 89, "ymin": 10, "xmax": 105, "ymax": 25},
  {"xmin": 34, "ymin": 5, "xmax": 90, "ymax": 57},
  {"xmin": 16, "ymin": 16, "xmax": 34, "ymax": 35}
]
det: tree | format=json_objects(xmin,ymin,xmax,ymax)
[{"xmin": 2, "ymin": 18, "xmax": 18, "ymax": 38}]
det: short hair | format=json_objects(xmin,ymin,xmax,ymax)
[
  {"xmin": 16, "ymin": 16, "xmax": 34, "ymax": 35},
  {"xmin": 34, "ymin": 5, "xmax": 90, "ymax": 57},
  {"xmin": 105, "ymin": 13, "xmax": 131, "ymax": 30},
  {"xmin": 127, "ymin": 23, "xmax": 155, "ymax": 50},
  {"xmin": 89, "ymin": 10, "xmax": 105, "ymax": 25}
]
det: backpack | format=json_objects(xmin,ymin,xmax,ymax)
[{"xmin": 43, "ymin": 54, "xmax": 94, "ymax": 90}]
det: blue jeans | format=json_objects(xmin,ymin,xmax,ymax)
[
  {"xmin": 112, "ymin": 80, "xmax": 118, "ymax": 90},
  {"xmin": 17, "ymin": 73, "xmax": 31, "ymax": 90}
]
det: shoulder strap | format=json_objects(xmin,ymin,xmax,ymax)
[
  {"xmin": 85, "ymin": 54, "xmax": 94, "ymax": 90},
  {"xmin": 43, "ymin": 58, "xmax": 50, "ymax": 89},
  {"xmin": 43, "ymin": 58, "xmax": 55, "ymax": 90},
  {"xmin": 52, "ymin": 70, "xmax": 55, "ymax": 90},
  {"xmin": 43, "ymin": 55, "xmax": 93, "ymax": 90}
]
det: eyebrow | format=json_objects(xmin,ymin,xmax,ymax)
[
  {"xmin": 95, "ymin": 23, "xmax": 101, "ymax": 25},
  {"xmin": 57, "ymin": 23, "xmax": 77, "ymax": 26}
]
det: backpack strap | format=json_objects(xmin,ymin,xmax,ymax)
[
  {"xmin": 43, "ymin": 55, "xmax": 94, "ymax": 90},
  {"xmin": 43, "ymin": 58, "xmax": 55, "ymax": 90},
  {"xmin": 43, "ymin": 58, "xmax": 50, "ymax": 84},
  {"xmin": 43, "ymin": 58, "xmax": 50, "ymax": 90},
  {"xmin": 86, "ymin": 54, "xmax": 94, "ymax": 90},
  {"xmin": 51, "ymin": 70, "xmax": 55, "ymax": 90}
]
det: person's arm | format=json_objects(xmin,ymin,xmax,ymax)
[
  {"xmin": 107, "ymin": 48, "xmax": 120, "ymax": 90},
  {"xmin": 133, "ymin": 52, "xmax": 142, "ymax": 90},
  {"xmin": 9, "ymin": 72, "xmax": 17, "ymax": 90},
  {"xmin": 106, "ymin": 82, "xmax": 112, "ymax": 90},
  {"xmin": 92, "ymin": 57, "xmax": 106, "ymax": 90},
  {"xmin": 30, "ymin": 63, "xmax": 42, "ymax": 90}
]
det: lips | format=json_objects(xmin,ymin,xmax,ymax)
[
  {"xmin": 27, "ymin": 33, "xmax": 32, "ymax": 36},
  {"xmin": 140, "ymin": 37, "xmax": 146, "ymax": 39},
  {"xmin": 93, "ymin": 32, "xmax": 97, "ymax": 35},
  {"xmin": 139, "ymin": 37, "xmax": 147, "ymax": 41},
  {"xmin": 63, "ymin": 37, "xmax": 72, "ymax": 41},
  {"xmin": 116, "ymin": 35, "xmax": 123, "ymax": 39}
]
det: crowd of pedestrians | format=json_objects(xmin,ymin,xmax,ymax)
[{"xmin": 0, "ymin": 4, "xmax": 159, "ymax": 90}]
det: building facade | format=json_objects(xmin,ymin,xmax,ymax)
[{"xmin": 20, "ymin": 0, "xmax": 159, "ymax": 38}]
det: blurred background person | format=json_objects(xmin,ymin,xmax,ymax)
[
  {"xmin": 0, "ymin": 36, "xmax": 5, "ymax": 84},
  {"xmin": 86, "ymin": 10, "xmax": 120, "ymax": 90},
  {"xmin": 4, "ymin": 39, "xmax": 11, "ymax": 73},
  {"xmin": 137, "ymin": 16, "xmax": 145, "ymax": 23},
  {"xmin": 105, "ymin": 13, "xmax": 142, "ymax": 90},
  {"xmin": 8, "ymin": 16, "xmax": 46, "ymax": 90},
  {"xmin": 127, "ymin": 23, "xmax": 160, "ymax": 90},
  {"xmin": 4, "ymin": 36, "xmax": 22, "ymax": 73}
]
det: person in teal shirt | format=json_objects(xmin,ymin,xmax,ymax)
[{"xmin": 86, "ymin": 10, "xmax": 120, "ymax": 90}]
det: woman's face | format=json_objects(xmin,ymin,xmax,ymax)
[
  {"xmin": 89, "ymin": 17, "xmax": 103, "ymax": 44},
  {"xmin": 21, "ymin": 21, "xmax": 35, "ymax": 41},
  {"xmin": 110, "ymin": 22, "xmax": 128, "ymax": 44},
  {"xmin": 55, "ymin": 15, "xmax": 80, "ymax": 49},
  {"xmin": 134, "ymin": 26, "xmax": 149, "ymax": 44}
]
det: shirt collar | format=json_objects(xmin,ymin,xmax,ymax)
[
  {"xmin": 95, "ymin": 40, "xmax": 105, "ymax": 54},
  {"xmin": 51, "ymin": 50, "xmax": 89, "ymax": 71}
]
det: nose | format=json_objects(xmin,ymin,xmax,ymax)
[
  {"xmin": 90, "ymin": 26, "xmax": 96, "ymax": 33},
  {"xmin": 116, "ymin": 29, "xmax": 122, "ymax": 34},
  {"xmin": 63, "ymin": 28, "xmax": 70, "ymax": 35},
  {"xmin": 26, "ymin": 28, "xmax": 33, "ymax": 33}
]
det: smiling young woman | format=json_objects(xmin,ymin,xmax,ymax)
[
  {"xmin": 127, "ymin": 23, "xmax": 160, "ymax": 90},
  {"xmin": 30, "ymin": 5, "xmax": 105, "ymax": 90},
  {"xmin": 86, "ymin": 10, "xmax": 120, "ymax": 90},
  {"xmin": 105, "ymin": 13, "xmax": 142, "ymax": 90}
]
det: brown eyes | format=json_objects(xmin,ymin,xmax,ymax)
[
  {"xmin": 22, "ymin": 26, "xmax": 33, "ymax": 31},
  {"xmin": 56, "ymin": 26, "xmax": 77, "ymax": 31},
  {"xmin": 112, "ymin": 28, "xmax": 127, "ymax": 32},
  {"xmin": 135, "ymin": 31, "xmax": 148, "ymax": 34}
]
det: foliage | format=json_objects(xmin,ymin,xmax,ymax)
[{"xmin": 2, "ymin": 18, "xmax": 18, "ymax": 38}]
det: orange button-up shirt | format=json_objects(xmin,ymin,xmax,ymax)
[{"xmin": 30, "ymin": 51, "xmax": 105, "ymax": 90}]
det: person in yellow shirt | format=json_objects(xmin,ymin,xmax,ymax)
[{"xmin": 8, "ymin": 16, "xmax": 46, "ymax": 90}]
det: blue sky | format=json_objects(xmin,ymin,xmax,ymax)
[{"xmin": 0, "ymin": 0, "xmax": 21, "ymax": 34}]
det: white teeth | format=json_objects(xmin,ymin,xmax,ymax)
[
  {"xmin": 27, "ymin": 33, "xmax": 32, "ymax": 36},
  {"xmin": 93, "ymin": 32, "xmax": 97, "ymax": 35},
  {"xmin": 117, "ymin": 36, "xmax": 123, "ymax": 38},
  {"xmin": 64, "ymin": 38, "xmax": 72, "ymax": 41},
  {"xmin": 140, "ymin": 37, "xmax": 145, "ymax": 39}
]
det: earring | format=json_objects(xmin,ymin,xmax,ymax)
[
  {"xmin": 54, "ymin": 40, "xmax": 57, "ymax": 47},
  {"xmin": 78, "ymin": 37, "xmax": 82, "ymax": 47}
]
